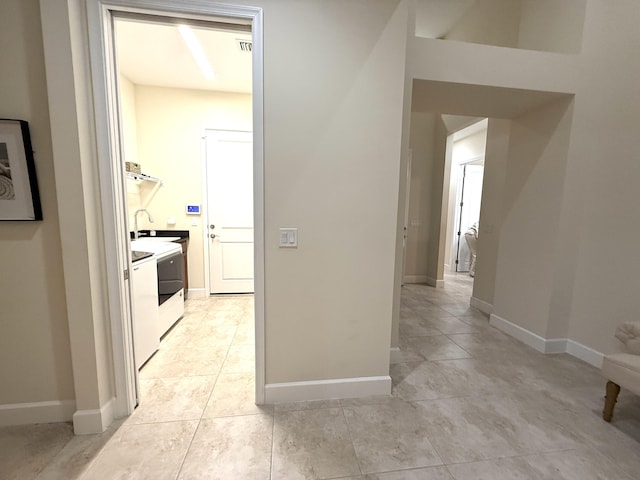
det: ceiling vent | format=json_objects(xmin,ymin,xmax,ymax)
[{"xmin": 237, "ymin": 39, "xmax": 252, "ymax": 53}]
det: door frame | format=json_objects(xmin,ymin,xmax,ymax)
[
  {"xmin": 202, "ymin": 128, "xmax": 254, "ymax": 295},
  {"xmin": 86, "ymin": 0, "xmax": 266, "ymax": 416},
  {"xmin": 450, "ymin": 157, "xmax": 484, "ymax": 272}
]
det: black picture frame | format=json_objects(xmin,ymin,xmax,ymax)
[{"xmin": 0, "ymin": 119, "xmax": 42, "ymax": 220}]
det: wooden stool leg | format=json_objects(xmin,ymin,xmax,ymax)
[{"xmin": 603, "ymin": 381, "xmax": 620, "ymax": 422}]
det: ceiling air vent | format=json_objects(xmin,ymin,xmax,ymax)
[{"xmin": 237, "ymin": 39, "xmax": 252, "ymax": 53}]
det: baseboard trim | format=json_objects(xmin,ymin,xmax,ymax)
[
  {"xmin": 187, "ymin": 288, "xmax": 207, "ymax": 299},
  {"xmin": 470, "ymin": 296, "xmax": 493, "ymax": 314},
  {"xmin": 403, "ymin": 275, "xmax": 429, "ymax": 284},
  {"xmin": 544, "ymin": 338, "xmax": 568, "ymax": 354},
  {"xmin": 73, "ymin": 397, "xmax": 116, "ymax": 435},
  {"xmin": 425, "ymin": 276, "xmax": 444, "ymax": 288},
  {"xmin": 489, "ymin": 314, "xmax": 604, "ymax": 368},
  {"xmin": 567, "ymin": 339, "xmax": 604, "ymax": 369},
  {"xmin": 389, "ymin": 347, "xmax": 401, "ymax": 364},
  {"xmin": 264, "ymin": 376, "xmax": 392, "ymax": 404},
  {"xmin": 490, "ymin": 314, "xmax": 567, "ymax": 354},
  {"xmin": 0, "ymin": 400, "xmax": 75, "ymax": 427},
  {"xmin": 490, "ymin": 314, "xmax": 548, "ymax": 352}
]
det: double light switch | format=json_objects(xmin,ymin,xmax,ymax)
[{"xmin": 279, "ymin": 228, "xmax": 298, "ymax": 248}]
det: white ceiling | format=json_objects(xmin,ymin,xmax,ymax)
[
  {"xmin": 115, "ymin": 19, "xmax": 252, "ymax": 93},
  {"xmin": 415, "ymin": 0, "xmax": 477, "ymax": 38}
]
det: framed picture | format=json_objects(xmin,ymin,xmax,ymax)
[{"xmin": 0, "ymin": 119, "xmax": 42, "ymax": 220}]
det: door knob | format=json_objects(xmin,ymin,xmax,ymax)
[{"xmin": 210, "ymin": 234, "xmax": 216, "ymax": 238}]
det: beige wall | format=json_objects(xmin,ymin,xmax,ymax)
[
  {"xmin": 119, "ymin": 74, "xmax": 143, "ymax": 231},
  {"xmin": 445, "ymin": 0, "xmax": 522, "ymax": 49},
  {"xmin": 404, "ymin": 112, "xmax": 436, "ymax": 279},
  {"xmin": 452, "ymin": 129, "xmax": 486, "ymax": 163},
  {"xmin": 40, "ymin": 0, "xmax": 116, "ymax": 429},
  {"xmin": 0, "ymin": 0, "xmax": 74, "ymax": 411},
  {"xmin": 119, "ymin": 74, "xmax": 139, "ymax": 167},
  {"xmin": 518, "ymin": 0, "xmax": 586, "ymax": 54},
  {"xmin": 127, "ymin": 85, "xmax": 252, "ymax": 291},
  {"xmin": 442, "ymin": 0, "xmax": 586, "ymax": 54},
  {"xmin": 472, "ymin": 119, "xmax": 510, "ymax": 307},
  {"xmin": 255, "ymin": 0, "xmax": 408, "ymax": 383},
  {"xmin": 426, "ymin": 117, "xmax": 450, "ymax": 284},
  {"xmin": 492, "ymin": 98, "xmax": 574, "ymax": 336},
  {"xmin": 566, "ymin": 0, "xmax": 640, "ymax": 354}
]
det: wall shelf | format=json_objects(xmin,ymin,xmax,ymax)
[{"xmin": 126, "ymin": 171, "xmax": 163, "ymax": 184}]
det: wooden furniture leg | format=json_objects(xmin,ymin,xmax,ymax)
[{"xmin": 603, "ymin": 380, "xmax": 621, "ymax": 422}]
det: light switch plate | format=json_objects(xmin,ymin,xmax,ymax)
[{"xmin": 279, "ymin": 228, "xmax": 298, "ymax": 248}]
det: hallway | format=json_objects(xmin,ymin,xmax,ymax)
[{"xmin": 2, "ymin": 282, "xmax": 640, "ymax": 479}]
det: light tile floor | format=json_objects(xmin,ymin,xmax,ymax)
[{"xmin": 2, "ymin": 276, "xmax": 640, "ymax": 479}]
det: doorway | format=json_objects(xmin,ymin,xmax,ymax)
[
  {"xmin": 86, "ymin": 0, "xmax": 265, "ymax": 416},
  {"xmin": 443, "ymin": 119, "xmax": 487, "ymax": 277},
  {"xmin": 452, "ymin": 161, "xmax": 484, "ymax": 273}
]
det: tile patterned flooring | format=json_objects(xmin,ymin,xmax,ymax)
[{"xmin": 2, "ymin": 275, "xmax": 640, "ymax": 479}]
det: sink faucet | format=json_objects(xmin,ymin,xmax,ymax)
[{"xmin": 133, "ymin": 209, "xmax": 154, "ymax": 239}]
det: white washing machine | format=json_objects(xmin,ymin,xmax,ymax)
[{"xmin": 131, "ymin": 239, "xmax": 185, "ymax": 337}]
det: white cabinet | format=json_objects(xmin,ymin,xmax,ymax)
[{"xmin": 131, "ymin": 257, "xmax": 160, "ymax": 369}]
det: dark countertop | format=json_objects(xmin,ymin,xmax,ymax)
[{"xmin": 131, "ymin": 230, "xmax": 189, "ymax": 241}]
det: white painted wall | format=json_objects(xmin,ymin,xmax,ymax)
[{"xmin": 0, "ymin": 0, "xmax": 75, "ymax": 421}]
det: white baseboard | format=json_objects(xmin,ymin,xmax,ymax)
[
  {"xmin": 0, "ymin": 400, "xmax": 75, "ymax": 427},
  {"xmin": 187, "ymin": 288, "xmax": 207, "ymax": 299},
  {"xmin": 544, "ymin": 338, "xmax": 568, "ymax": 354},
  {"xmin": 470, "ymin": 296, "xmax": 493, "ymax": 314},
  {"xmin": 403, "ymin": 275, "xmax": 429, "ymax": 284},
  {"xmin": 426, "ymin": 276, "xmax": 444, "ymax": 288},
  {"xmin": 489, "ymin": 314, "xmax": 604, "ymax": 368},
  {"xmin": 389, "ymin": 347, "xmax": 401, "ymax": 364},
  {"xmin": 73, "ymin": 397, "xmax": 116, "ymax": 435},
  {"xmin": 265, "ymin": 376, "xmax": 392, "ymax": 404},
  {"xmin": 490, "ymin": 314, "xmax": 548, "ymax": 352},
  {"xmin": 490, "ymin": 314, "xmax": 567, "ymax": 353},
  {"xmin": 567, "ymin": 340, "xmax": 604, "ymax": 369}
]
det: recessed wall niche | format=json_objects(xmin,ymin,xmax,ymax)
[{"xmin": 415, "ymin": 0, "xmax": 587, "ymax": 55}]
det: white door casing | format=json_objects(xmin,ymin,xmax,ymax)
[
  {"xmin": 84, "ymin": 0, "xmax": 266, "ymax": 424},
  {"xmin": 206, "ymin": 130, "xmax": 254, "ymax": 294}
]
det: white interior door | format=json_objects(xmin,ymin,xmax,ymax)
[{"xmin": 206, "ymin": 130, "xmax": 254, "ymax": 294}]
